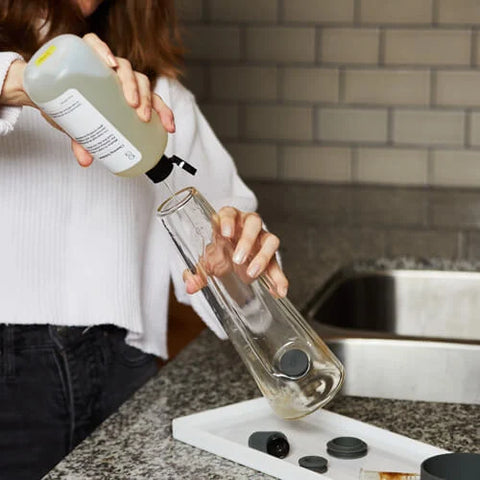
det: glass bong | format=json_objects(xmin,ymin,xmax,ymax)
[{"xmin": 158, "ymin": 187, "xmax": 345, "ymax": 419}]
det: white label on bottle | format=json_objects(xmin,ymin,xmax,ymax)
[{"xmin": 38, "ymin": 88, "xmax": 141, "ymax": 173}]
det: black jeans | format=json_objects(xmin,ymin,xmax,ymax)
[{"xmin": 0, "ymin": 324, "xmax": 158, "ymax": 480}]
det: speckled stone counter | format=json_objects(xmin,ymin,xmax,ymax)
[
  {"xmin": 44, "ymin": 328, "xmax": 479, "ymax": 479},
  {"xmin": 44, "ymin": 180, "xmax": 480, "ymax": 478}
]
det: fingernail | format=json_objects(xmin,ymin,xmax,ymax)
[
  {"xmin": 222, "ymin": 225, "xmax": 232, "ymax": 238},
  {"xmin": 131, "ymin": 91, "xmax": 139, "ymax": 106},
  {"xmin": 107, "ymin": 53, "xmax": 117, "ymax": 67},
  {"xmin": 233, "ymin": 249, "xmax": 246, "ymax": 265},
  {"xmin": 278, "ymin": 286, "xmax": 288, "ymax": 297},
  {"xmin": 247, "ymin": 263, "xmax": 261, "ymax": 278},
  {"xmin": 170, "ymin": 118, "xmax": 176, "ymax": 132},
  {"xmin": 144, "ymin": 106, "xmax": 151, "ymax": 121}
]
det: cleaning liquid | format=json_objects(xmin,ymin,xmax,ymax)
[{"xmin": 23, "ymin": 34, "xmax": 196, "ymax": 188}]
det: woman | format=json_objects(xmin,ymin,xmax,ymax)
[{"xmin": 0, "ymin": 1, "xmax": 288, "ymax": 478}]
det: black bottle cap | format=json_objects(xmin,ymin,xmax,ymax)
[
  {"xmin": 248, "ymin": 431, "xmax": 290, "ymax": 459},
  {"xmin": 145, "ymin": 155, "xmax": 174, "ymax": 183},
  {"xmin": 299, "ymin": 456, "xmax": 328, "ymax": 473},
  {"xmin": 145, "ymin": 155, "xmax": 197, "ymax": 184},
  {"xmin": 326, "ymin": 436, "xmax": 368, "ymax": 459},
  {"xmin": 278, "ymin": 349, "xmax": 310, "ymax": 378}
]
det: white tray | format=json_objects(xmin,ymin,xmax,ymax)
[{"xmin": 172, "ymin": 397, "xmax": 448, "ymax": 480}]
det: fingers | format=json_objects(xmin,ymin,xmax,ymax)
[
  {"xmin": 71, "ymin": 141, "xmax": 93, "ymax": 167},
  {"xmin": 83, "ymin": 33, "xmax": 118, "ymax": 68},
  {"xmin": 134, "ymin": 72, "xmax": 152, "ymax": 122},
  {"xmin": 182, "ymin": 269, "xmax": 207, "ymax": 294},
  {"xmin": 113, "ymin": 62, "xmax": 176, "ymax": 131},
  {"xmin": 182, "ymin": 205, "xmax": 288, "ymax": 298},
  {"xmin": 218, "ymin": 206, "xmax": 238, "ymax": 239},
  {"xmin": 265, "ymin": 260, "xmax": 289, "ymax": 298},
  {"xmin": 115, "ymin": 57, "xmax": 139, "ymax": 108},
  {"xmin": 245, "ymin": 232, "xmax": 280, "ymax": 279},
  {"xmin": 83, "ymin": 33, "xmax": 175, "ymax": 131},
  {"xmin": 232, "ymin": 213, "xmax": 262, "ymax": 266},
  {"xmin": 204, "ymin": 241, "xmax": 232, "ymax": 277},
  {"xmin": 83, "ymin": 33, "xmax": 139, "ymax": 117},
  {"xmin": 153, "ymin": 94, "xmax": 175, "ymax": 133}
]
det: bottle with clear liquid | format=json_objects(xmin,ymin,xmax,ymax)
[
  {"xmin": 23, "ymin": 34, "xmax": 195, "ymax": 183},
  {"xmin": 158, "ymin": 187, "xmax": 345, "ymax": 419}
]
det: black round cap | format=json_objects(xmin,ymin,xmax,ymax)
[
  {"xmin": 278, "ymin": 349, "xmax": 310, "ymax": 378},
  {"xmin": 145, "ymin": 156, "xmax": 173, "ymax": 183},
  {"xmin": 248, "ymin": 431, "xmax": 290, "ymax": 459},
  {"xmin": 326, "ymin": 436, "xmax": 368, "ymax": 459},
  {"xmin": 299, "ymin": 456, "xmax": 328, "ymax": 473},
  {"xmin": 421, "ymin": 453, "xmax": 480, "ymax": 480}
]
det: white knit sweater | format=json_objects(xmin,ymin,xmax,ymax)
[{"xmin": 0, "ymin": 52, "xmax": 257, "ymax": 358}]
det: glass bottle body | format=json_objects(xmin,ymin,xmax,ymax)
[{"xmin": 158, "ymin": 187, "xmax": 345, "ymax": 419}]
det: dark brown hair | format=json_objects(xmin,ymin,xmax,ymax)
[{"xmin": 0, "ymin": 0, "xmax": 184, "ymax": 80}]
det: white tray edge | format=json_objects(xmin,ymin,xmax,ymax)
[{"xmin": 172, "ymin": 397, "xmax": 449, "ymax": 480}]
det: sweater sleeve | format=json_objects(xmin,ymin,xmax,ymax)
[
  {"xmin": 154, "ymin": 78, "xmax": 258, "ymax": 339},
  {"xmin": 0, "ymin": 52, "xmax": 24, "ymax": 136}
]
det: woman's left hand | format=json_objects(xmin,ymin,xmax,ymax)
[{"xmin": 183, "ymin": 207, "xmax": 289, "ymax": 298}]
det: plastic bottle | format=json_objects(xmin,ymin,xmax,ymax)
[{"xmin": 23, "ymin": 34, "xmax": 194, "ymax": 182}]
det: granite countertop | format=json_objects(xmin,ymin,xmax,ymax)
[{"xmin": 44, "ymin": 327, "xmax": 480, "ymax": 480}]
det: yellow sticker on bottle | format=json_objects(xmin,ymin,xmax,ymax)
[{"xmin": 35, "ymin": 45, "xmax": 56, "ymax": 66}]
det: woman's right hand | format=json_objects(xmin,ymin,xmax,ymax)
[{"xmin": 1, "ymin": 33, "xmax": 176, "ymax": 167}]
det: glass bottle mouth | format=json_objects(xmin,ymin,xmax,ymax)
[{"xmin": 157, "ymin": 186, "xmax": 196, "ymax": 217}]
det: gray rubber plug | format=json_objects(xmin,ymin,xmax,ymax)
[
  {"xmin": 299, "ymin": 456, "xmax": 328, "ymax": 473},
  {"xmin": 326, "ymin": 436, "xmax": 368, "ymax": 459},
  {"xmin": 421, "ymin": 453, "xmax": 480, "ymax": 480},
  {"xmin": 248, "ymin": 431, "xmax": 290, "ymax": 459},
  {"xmin": 278, "ymin": 349, "xmax": 310, "ymax": 378}
]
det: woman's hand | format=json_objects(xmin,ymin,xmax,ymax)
[
  {"xmin": 72, "ymin": 33, "xmax": 175, "ymax": 167},
  {"xmin": 183, "ymin": 207, "xmax": 289, "ymax": 298}
]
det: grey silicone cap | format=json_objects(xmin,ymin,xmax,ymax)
[
  {"xmin": 248, "ymin": 431, "xmax": 290, "ymax": 459},
  {"xmin": 299, "ymin": 456, "xmax": 328, "ymax": 473},
  {"xmin": 421, "ymin": 453, "xmax": 480, "ymax": 480},
  {"xmin": 278, "ymin": 349, "xmax": 310, "ymax": 378},
  {"xmin": 326, "ymin": 436, "xmax": 368, "ymax": 459}
]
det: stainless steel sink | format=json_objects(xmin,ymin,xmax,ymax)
[{"xmin": 304, "ymin": 266, "xmax": 480, "ymax": 404}]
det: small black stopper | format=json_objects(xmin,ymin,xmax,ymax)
[
  {"xmin": 298, "ymin": 456, "xmax": 328, "ymax": 474},
  {"xmin": 248, "ymin": 431, "xmax": 290, "ymax": 459},
  {"xmin": 326, "ymin": 436, "xmax": 368, "ymax": 459},
  {"xmin": 278, "ymin": 349, "xmax": 310, "ymax": 378},
  {"xmin": 145, "ymin": 155, "xmax": 197, "ymax": 183}
]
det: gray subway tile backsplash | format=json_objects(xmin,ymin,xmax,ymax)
[{"xmin": 181, "ymin": 0, "xmax": 480, "ymax": 189}]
